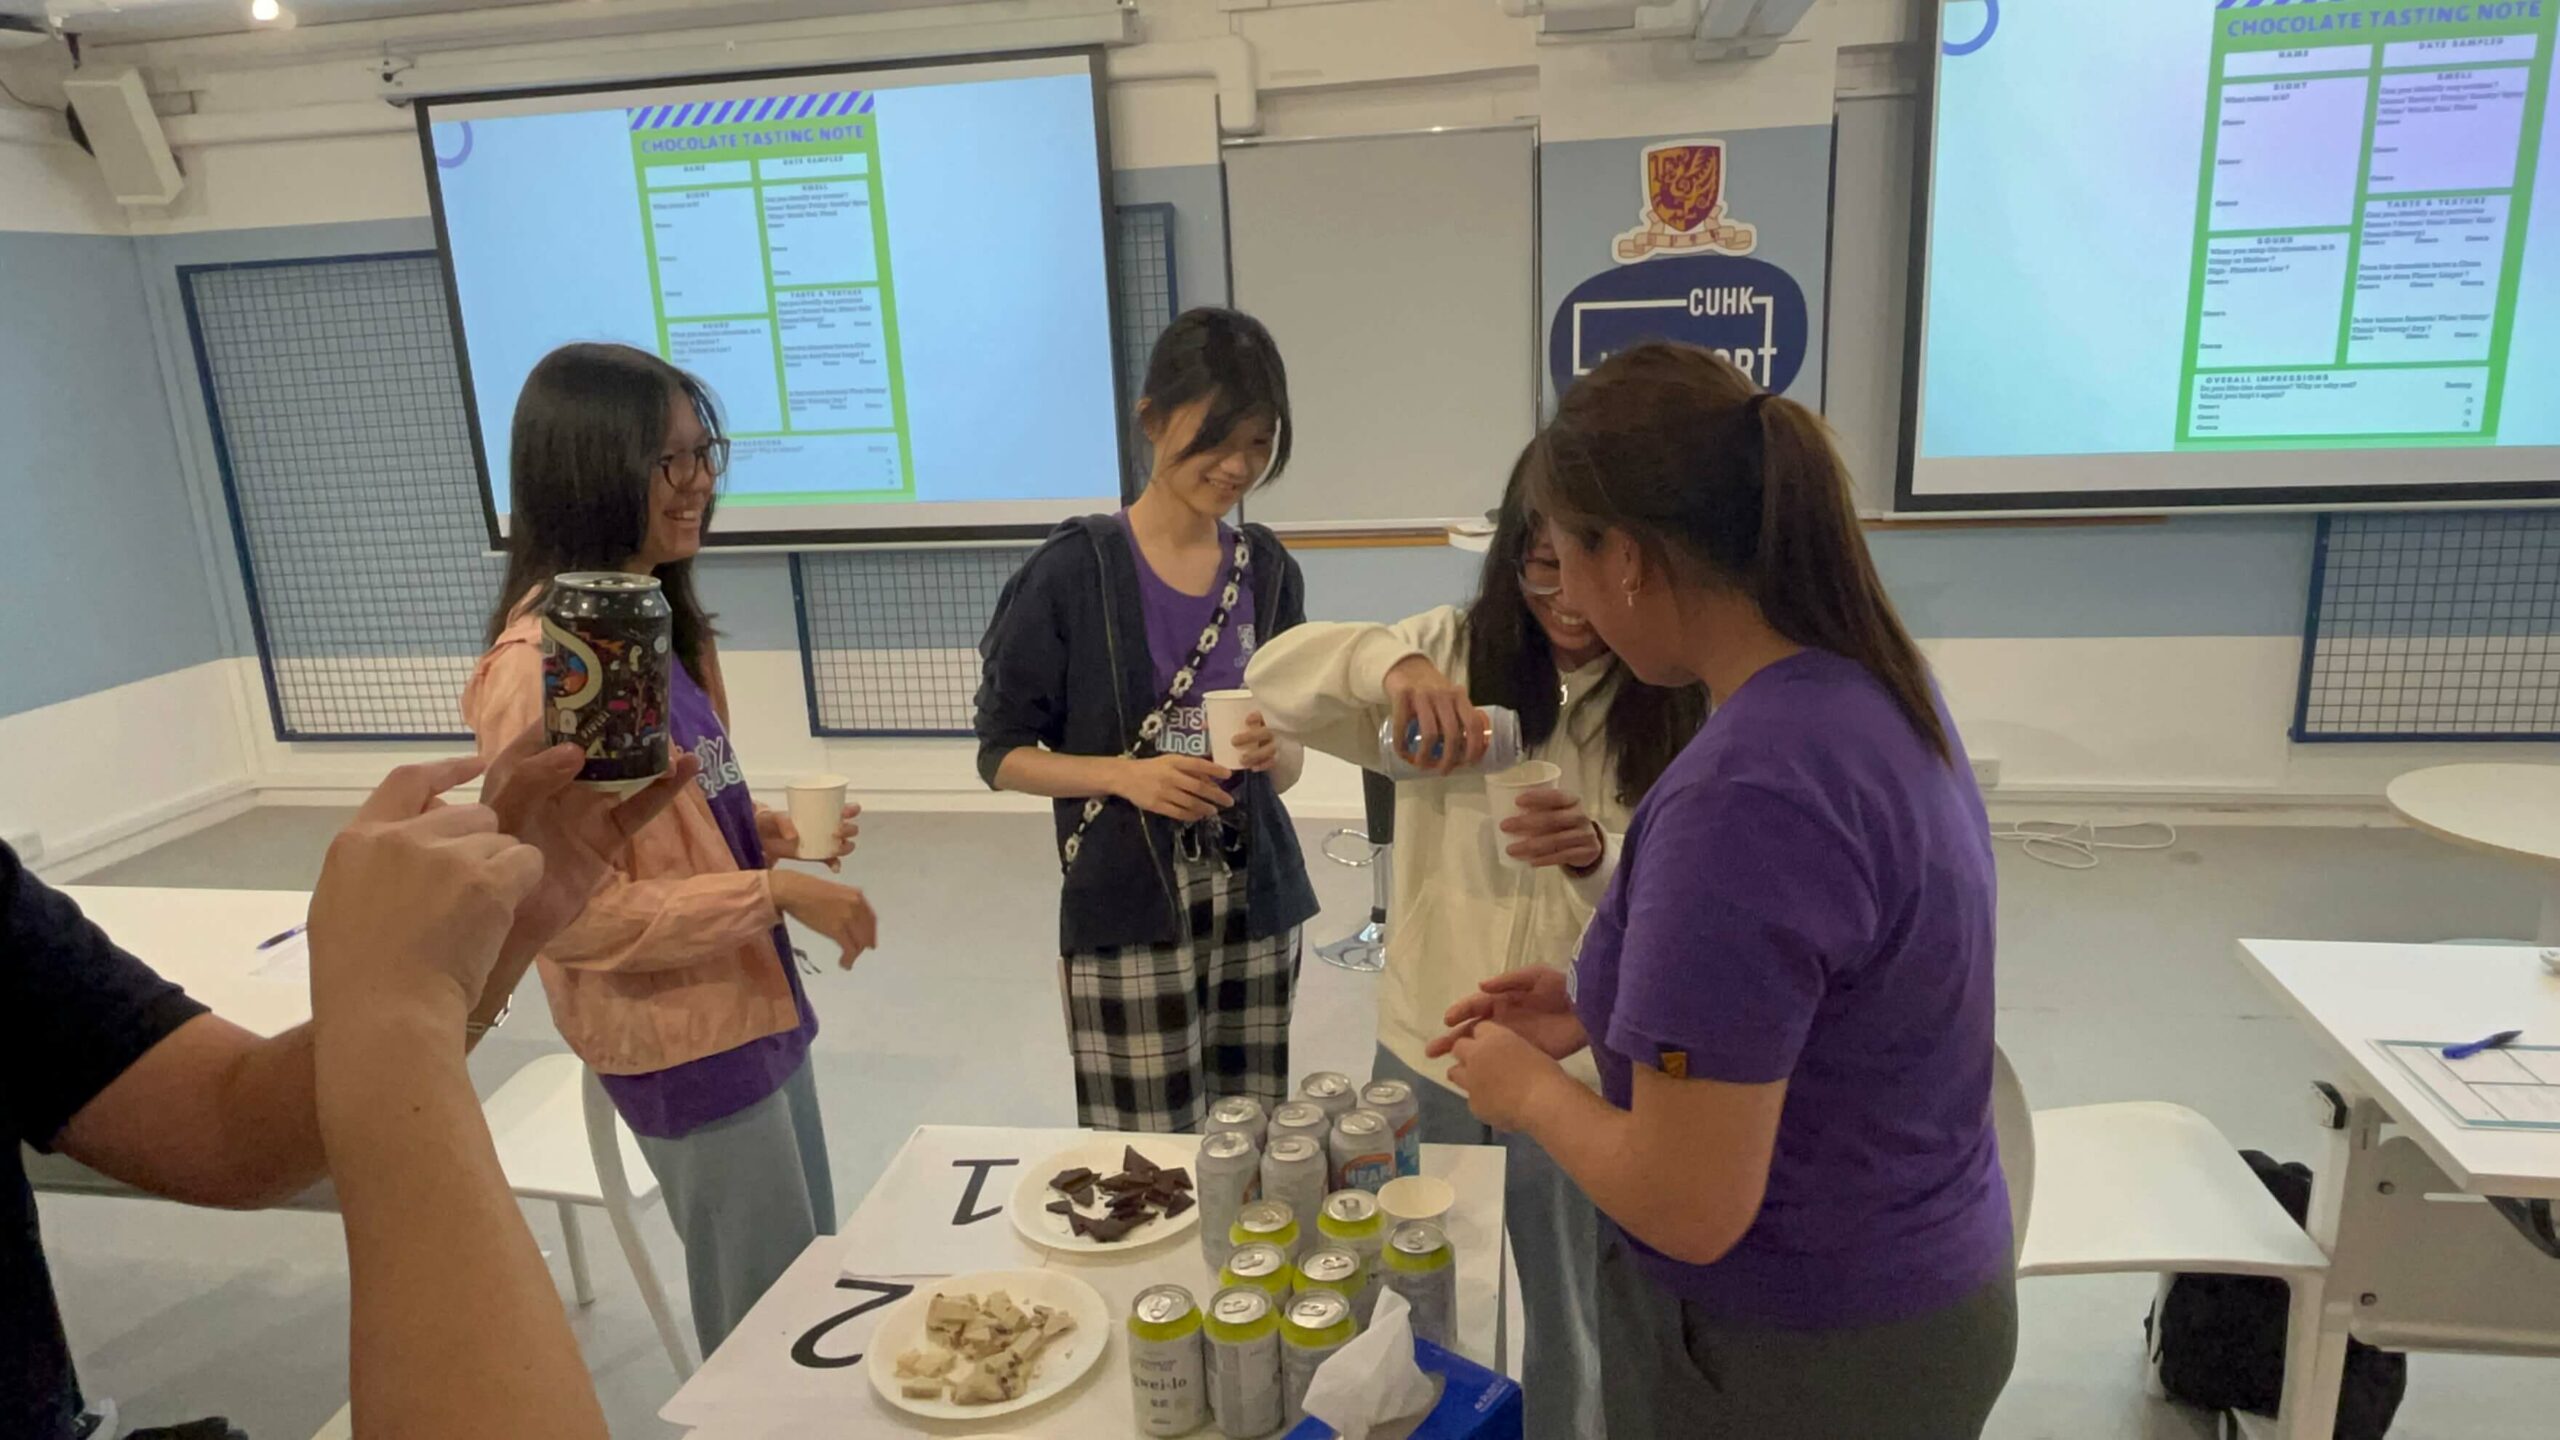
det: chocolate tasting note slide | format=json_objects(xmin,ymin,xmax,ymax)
[
  {"xmin": 628, "ymin": 96, "xmax": 916, "ymax": 504},
  {"xmin": 2181, "ymin": 1, "xmax": 2560, "ymax": 448}
]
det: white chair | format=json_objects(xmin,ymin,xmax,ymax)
[
  {"xmin": 480, "ymin": 1052, "xmax": 696, "ymax": 1378},
  {"xmin": 1996, "ymin": 1047, "xmax": 2333, "ymax": 1439}
]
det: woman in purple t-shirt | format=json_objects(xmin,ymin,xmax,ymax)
[{"xmin": 1428, "ymin": 344, "xmax": 2016, "ymax": 1438}]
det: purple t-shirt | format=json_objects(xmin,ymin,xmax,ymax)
[
  {"xmin": 1122, "ymin": 513, "xmax": 1258, "ymax": 766},
  {"xmin": 1570, "ymin": 648, "xmax": 2010, "ymax": 1330},
  {"xmin": 596, "ymin": 659, "xmax": 816, "ymax": 1140}
]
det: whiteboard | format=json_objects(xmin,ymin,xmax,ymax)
[{"xmin": 1225, "ymin": 127, "xmax": 1538, "ymax": 531}]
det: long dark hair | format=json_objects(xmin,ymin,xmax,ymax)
[
  {"xmin": 484, "ymin": 343, "xmax": 721, "ymax": 680},
  {"xmin": 1465, "ymin": 448, "xmax": 1708, "ymax": 807},
  {"xmin": 1527, "ymin": 343, "xmax": 1949, "ymax": 762},
  {"xmin": 1136, "ymin": 307, "xmax": 1294, "ymax": 487}
]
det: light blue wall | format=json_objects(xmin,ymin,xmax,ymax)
[{"xmin": 0, "ymin": 230, "xmax": 221, "ymax": 718}]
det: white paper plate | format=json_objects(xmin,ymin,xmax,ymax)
[
  {"xmin": 863, "ymin": 1268, "xmax": 1112, "ymax": 1422},
  {"xmin": 1008, "ymin": 1135, "xmax": 1202, "ymax": 1254}
]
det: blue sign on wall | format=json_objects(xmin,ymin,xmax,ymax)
[{"xmin": 1547, "ymin": 254, "xmax": 1812, "ymax": 399}]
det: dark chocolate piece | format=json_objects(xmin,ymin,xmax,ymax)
[
  {"xmin": 1121, "ymin": 1145, "xmax": 1158, "ymax": 1179},
  {"xmin": 1098, "ymin": 1172, "xmax": 1151, "ymax": 1195},
  {"xmin": 1156, "ymin": 1166, "xmax": 1193, "ymax": 1192},
  {"xmin": 1109, "ymin": 1194, "xmax": 1153, "ymax": 1220},
  {"xmin": 1069, "ymin": 1181, "xmax": 1097, "ymax": 1208},
  {"xmin": 1067, "ymin": 1210, "xmax": 1094, "ymax": 1239},
  {"xmin": 1049, "ymin": 1166, "xmax": 1097, "ymax": 1194},
  {"xmin": 1046, "ymin": 1199, "xmax": 1075, "ymax": 1217},
  {"xmin": 1161, "ymin": 1192, "xmax": 1196, "ymax": 1218},
  {"xmin": 1085, "ymin": 1214, "xmax": 1138, "ymax": 1243}
]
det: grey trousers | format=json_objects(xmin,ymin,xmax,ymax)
[
  {"xmin": 1373, "ymin": 1047, "xmax": 1603, "ymax": 1440},
  {"xmin": 1597, "ymin": 1231, "xmax": 2017, "ymax": 1440},
  {"xmin": 634, "ymin": 1059, "xmax": 838, "ymax": 1356}
]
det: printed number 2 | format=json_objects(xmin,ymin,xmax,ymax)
[{"xmin": 790, "ymin": 1278, "xmax": 916, "ymax": 1369}]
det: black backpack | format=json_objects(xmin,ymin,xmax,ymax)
[{"xmin": 2145, "ymin": 1150, "xmax": 2406, "ymax": 1438}]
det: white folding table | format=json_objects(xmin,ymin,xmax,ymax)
[
  {"xmin": 664, "ymin": 1124, "xmax": 1509, "ymax": 1439},
  {"xmin": 2233, "ymin": 939, "xmax": 2560, "ymax": 1439},
  {"xmin": 2386, "ymin": 764, "xmax": 2560, "ymax": 943}
]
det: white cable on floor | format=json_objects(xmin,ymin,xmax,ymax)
[{"xmin": 1988, "ymin": 818, "xmax": 2179, "ymax": 871}]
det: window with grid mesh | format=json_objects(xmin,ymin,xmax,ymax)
[
  {"xmin": 793, "ymin": 203, "xmax": 1180, "ymax": 736},
  {"xmin": 182, "ymin": 254, "xmax": 499, "ymax": 741},
  {"xmin": 2295, "ymin": 510, "xmax": 2560, "ymax": 741}
]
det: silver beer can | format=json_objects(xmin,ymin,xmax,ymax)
[
  {"xmin": 1328, "ymin": 1108, "xmax": 1396, "ymax": 1194},
  {"xmin": 1207, "ymin": 1095, "xmax": 1271, "ymax": 1152},
  {"xmin": 1360, "ymin": 1078, "xmax": 1424, "ymax": 1178},
  {"xmin": 1128, "ymin": 1283, "xmax": 1208, "ymax": 1436},
  {"xmin": 1198, "ymin": 1128, "xmax": 1262, "ymax": 1275}
]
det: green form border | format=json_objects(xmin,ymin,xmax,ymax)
[
  {"xmin": 2175, "ymin": 4, "xmax": 2559, "ymax": 450},
  {"xmin": 627, "ymin": 109, "xmax": 914, "ymax": 504}
]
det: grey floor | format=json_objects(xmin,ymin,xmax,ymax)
[{"xmin": 41, "ymin": 809, "xmax": 2560, "ymax": 1438}]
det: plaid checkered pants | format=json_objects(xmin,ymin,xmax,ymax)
[{"xmin": 1062, "ymin": 836, "xmax": 1299, "ymax": 1133}]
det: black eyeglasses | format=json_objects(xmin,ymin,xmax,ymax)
[{"xmin": 656, "ymin": 439, "xmax": 731, "ymax": 484}]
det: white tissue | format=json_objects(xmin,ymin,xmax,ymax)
[{"xmin": 1300, "ymin": 1289, "xmax": 1444, "ymax": 1440}]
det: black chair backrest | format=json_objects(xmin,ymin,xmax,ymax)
[{"xmin": 1363, "ymin": 768, "xmax": 1397, "ymax": 846}]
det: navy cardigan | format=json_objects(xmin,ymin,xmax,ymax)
[{"xmin": 975, "ymin": 515, "xmax": 1321, "ymax": 954}]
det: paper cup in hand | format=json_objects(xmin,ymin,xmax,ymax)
[
  {"xmin": 1202, "ymin": 689, "xmax": 1256, "ymax": 770},
  {"xmin": 1485, "ymin": 760, "xmax": 1562, "ymax": 870},
  {"xmin": 784, "ymin": 775, "xmax": 848, "ymax": 861}
]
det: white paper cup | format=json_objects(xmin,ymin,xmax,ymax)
[
  {"xmin": 1485, "ymin": 760, "xmax": 1563, "ymax": 870},
  {"xmin": 1202, "ymin": 688, "xmax": 1257, "ymax": 770},
  {"xmin": 784, "ymin": 775, "xmax": 848, "ymax": 862},
  {"xmin": 1378, "ymin": 1175, "xmax": 1456, "ymax": 1229}
]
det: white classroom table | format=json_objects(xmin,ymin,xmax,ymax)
[
  {"xmin": 24, "ymin": 887, "xmax": 326, "ymax": 1205},
  {"xmin": 2233, "ymin": 938, "xmax": 2560, "ymax": 1440},
  {"xmin": 2386, "ymin": 764, "xmax": 2560, "ymax": 943},
  {"xmin": 664, "ymin": 1125, "xmax": 1509, "ymax": 1439}
]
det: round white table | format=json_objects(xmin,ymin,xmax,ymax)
[{"xmin": 2385, "ymin": 763, "xmax": 2560, "ymax": 943}]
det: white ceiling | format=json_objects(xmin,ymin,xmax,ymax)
[
  {"xmin": 14, "ymin": 0, "xmax": 986, "ymax": 46},
  {"xmin": 10, "ymin": 0, "xmax": 556, "ymax": 44}
]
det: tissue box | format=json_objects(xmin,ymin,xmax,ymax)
[{"xmin": 1281, "ymin": 1338, "xmax": 1525, "ymax": 1440}]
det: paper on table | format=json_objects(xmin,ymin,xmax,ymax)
[
  {"xmin": 2374, "ymin": 1039, "xmax": 2560, "ymax": 1131},
  {"xmin": 661, "ymin": 1241, "xmax": 924, "ymax": 1432},
  {"xmin": 836, "ymin": 1125, "xmax": 1067, "ymax": 1278},
  {"xmin": 251, "ymin": 931, "xmax": 310, "ymax": 984}
]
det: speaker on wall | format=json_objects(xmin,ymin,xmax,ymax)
[{"xmin": 60, "ymin": 66, "xmax": 182, "ymax": 206}]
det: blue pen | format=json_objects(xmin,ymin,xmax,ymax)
[
  {"xmin": 2443, "ymin": 1029, "xmax": 2523, "ymax": 1061},
  {"xmin": 256, "ymin": 923, "xmax": 307, "ymax": 952}
]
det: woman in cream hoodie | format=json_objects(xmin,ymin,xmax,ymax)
[{"xmin": 1246, "ymin": 454, "xmax": 1705, "ymax": 1440}]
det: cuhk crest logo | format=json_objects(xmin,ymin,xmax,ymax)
[{"xmin": 1616, "ymin": 140, "xmax": 1759, "ymax": 263}]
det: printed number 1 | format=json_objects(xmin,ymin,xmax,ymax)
[
  {"xmin": 951, "ymin": 1157, "xmax": 1018, "ymax": 1226},
  {"xmin": 790, "ymin": 1278, "xmax": 916, "ymax": 1369}
]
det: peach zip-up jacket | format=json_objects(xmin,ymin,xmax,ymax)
[{"xmin": 462, "ymin": 610, "xmax": 798, "ymax": 1075}]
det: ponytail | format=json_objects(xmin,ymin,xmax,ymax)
[
  {"xmin": 1526, "ymin": 342, "xmax": 1950, "ymax": 763},
  {"xmin": 1750, "ymin": 395, "xmax": 1949, "ymax": 761}
]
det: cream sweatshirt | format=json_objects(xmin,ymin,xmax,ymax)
[{"xmin": 1246, "ymin": 605, "xmax": 1623, "ymax": 1094}]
